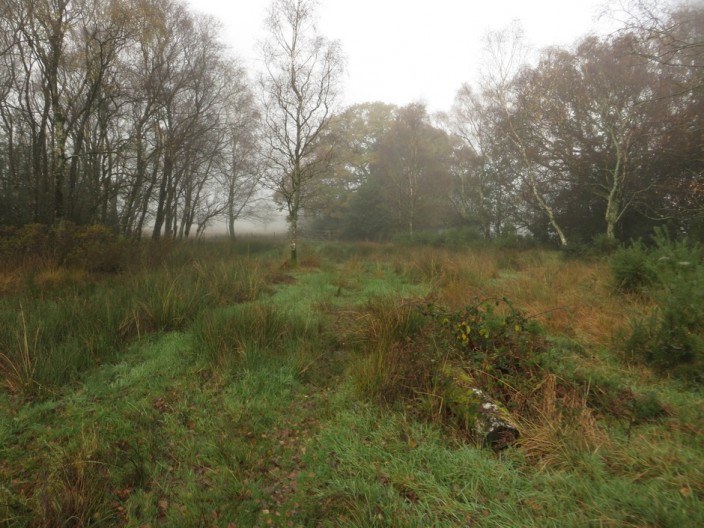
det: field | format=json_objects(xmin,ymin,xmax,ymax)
[{"xmin": 1, "ymin": 237, "xmax": 702, "ymax": 527}]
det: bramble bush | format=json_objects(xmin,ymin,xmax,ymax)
[
  {"xmin": 433, "ymin": 298, "xmax": 545, "ymax": 402},
  {"xmin": 350, "ymin": 296, "xmax": 546, "ymax": 418}
]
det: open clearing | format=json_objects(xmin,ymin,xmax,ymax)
[{"xmin": 1, "ymin": 241, "xmax": 702, "ymax": 527}]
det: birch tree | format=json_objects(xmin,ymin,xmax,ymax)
[
  {"xmin": 481, "ymin": 25, "xmax": 569, "ymax": 247},
  {"xmin": 259, "ymin": 0, "xmax": 343, "ymax": 263}
]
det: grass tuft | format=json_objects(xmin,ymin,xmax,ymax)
[
  {"xmin": 0, "ymin": 304, "xmax": 38, "ymax": 396},
  {"xmin": 38, "ymin": 427, "xmax": 114, "ymax": 527}
]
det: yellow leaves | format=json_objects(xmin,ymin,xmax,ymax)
[{"xmin": 454, "ymin": 320, "xmax": 472, "ymax": 345}]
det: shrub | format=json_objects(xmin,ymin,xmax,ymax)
[
  {"xmin": 65, "ymin": 224, "xmax": 131, "ymax": 272},
  {"xmin": 591, "ymin": 233, "xmax": 620, "ymax": 255},
  {"xmin": 562, "ymin": 234, "xmax": 619, "ymax": 260},
  {"xmin": 610, "ymin": 240, "xmax": 658, "ymax": 293},
  {"xmin": 617, "ymin": 229, "xmax": 704, "ymax": 380},
  {"xmin": 0, "ymin": 222, "xmax": 133, "ymax": 273},
  {"xmin": 349, "ymin": 296, "xmax": 547, "ymax": 417}
]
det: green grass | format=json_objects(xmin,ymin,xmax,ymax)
[{"xmin": 1, "ymin": 240, "xmax": 703, "ymax": 527}]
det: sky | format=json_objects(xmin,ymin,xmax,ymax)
[{"xmin": 187, "ymin": 0, "xmax": 618, "ymax": 113}]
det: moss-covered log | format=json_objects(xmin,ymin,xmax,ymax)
[{"xmin": 440, "ymin": 364, "xmax": 519, "ymax": 448}]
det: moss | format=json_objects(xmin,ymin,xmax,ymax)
[{"xmin": 439, "ymin": 364, "xmax": 519, "ymax": 448}]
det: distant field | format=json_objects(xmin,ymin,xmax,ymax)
[{"xmin": 1, "ymin": 239, "xmax": 702, "ymax": 527}]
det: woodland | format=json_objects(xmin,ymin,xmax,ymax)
[{"xmin": 0, "ymin": 0, "xmax": 702, "ymax": 249}]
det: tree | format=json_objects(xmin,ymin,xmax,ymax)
[
  {"xmin": 618, "ymin": 1, "xmax": 704, "ymax": 238},
  {"xmin": 305, "ymin": 102, "xmax": 396, "ymax": 234},
  {"xmin": 481, "ymin": 25, "xmax": 570, "ymax": 247},
  {"xmin": 448, "ymin": 84, "xmax": 516, "ymax": 239},
  {"xmin": 0, "ymin": 0, "xmax": 129, "ymax": 225},
  {"xmin": 0, "ymin": 0, "xmax": 260, "ymax": 239},
  {"xmin": 259, "ymin": 0, "xmax": 343, "ymax": 263},
  {"xmin": 376, "ymin": 103, "xmax": 453, "ymax": 237},
  {"xmin": 508, "ymin": 34, "xmax": 667, "ymax": 242},
  {"xmin": 219, "ymin": 65, "xmax": 264, "ymax": 241}
]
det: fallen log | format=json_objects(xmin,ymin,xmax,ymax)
[{"xmin": 439, "ymin": 363, "xmax": 519, "ymax": 449}]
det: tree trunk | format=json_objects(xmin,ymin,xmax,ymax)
[
  {"xmin": 290, "ymin": 215, "xmax": 298, "ymax": 264},
  {"xmin": 228, "ymin": 194, "xmax": 236, "ymax": 241},
  {"xmin": 605, "ymin": 137, "xmax": 625, "ymax": 242},
  {"xmin": 439, "ymin": 364, "xmax": 519, "ymax": 449},
  {"xmin": 152, "ymin": 150, "xmax": 172, "ymax": 240},
  {"xmin": 527, "ymin": 171, "xmax": 568, "ymax": 247}
]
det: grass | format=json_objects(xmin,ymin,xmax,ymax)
[{"xmin": 1, "ymin": 239, "xmax": 702, "ymax": 526}]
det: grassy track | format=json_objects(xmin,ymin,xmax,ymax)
[{"xmin": 1, "ymin": 241, "xmax": 702, "ymax": 526}]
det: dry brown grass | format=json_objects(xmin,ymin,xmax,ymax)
[
  {"xmin": 0, "ymin": 271, "xmax": 20, "ymax": 295},
  {"xmin": 507, "ymin": 258, "xmax": 627, "ymax": 347},
  {"xmin": 372, "ymin": 246, "xmax": 636, "ymax": 470},
  {"xmin": 390, "ymin": 246, "xmax": 500, "ymax": 295},
  {"xmin": 33, "ymin": 267, "xmax": 90, "ymax": 290},
  {"xmin": 406, "ymin": 249, "xmax": 634, "ymax": 349},
  {"xmin": 518, "ymin": 373, "xmax": 611, "ymax": 470}
]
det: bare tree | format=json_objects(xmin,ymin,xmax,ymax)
[
  {"xmin": 0, "ymin": 0, "xmax": 260, "ymax": 236},
  {"xmin": 259, "ymin": 0, "xmax": 343, "ymax": 263}
]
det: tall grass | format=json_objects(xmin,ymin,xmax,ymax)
[
  {"xmin": 0, "ymin": 304, "xmax": 38, "ymax": 395},
  {"xmin": 194, "ymin": 302, "xmax": 292, "ymax": 365},
  {"xmin": 38, "ymin": 427, "xmax": 114, "ymax": 527},
  {"xmin": 0, "ymin": 238, "xmax": 274, "ymax": 396}
]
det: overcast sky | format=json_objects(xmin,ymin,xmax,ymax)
[{"xmin": 187, "ymin": 0, "xmax": 619, "ymax": 113}]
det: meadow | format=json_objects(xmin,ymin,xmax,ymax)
[{"xmin": 1, "ymin": 229, "xmax": 702, "ymax": 527}]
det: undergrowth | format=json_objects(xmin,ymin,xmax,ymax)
[{"xmin": 614, "ymin": 229, "xmax": 704, "ymax": 381}]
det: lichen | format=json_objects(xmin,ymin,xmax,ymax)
[{"xmin": 440, "ymin": 363, "xmax": 519, "ymax": 448}]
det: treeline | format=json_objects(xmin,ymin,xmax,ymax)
[
  {"xmin": 1, "ymin": 0, "xmax": 703, "ymax": 247},
  {"xmin": 306, "ymin": 2, "xmax": 704, "ymax": 246},
  {"xmin": 0, "ymin": 0, "xmax": 261, "ymax": 239}
]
